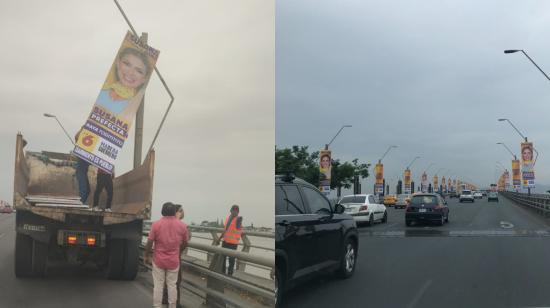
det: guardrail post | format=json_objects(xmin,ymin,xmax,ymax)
[
  {"xmin": 207, "ymin": 230, "xmax": 220, "ymax": 263},
  {"xmin": 236, "ymin": 234, "xmax": 251, "ymax": 272},
  {"xmin": 206, "ymin": 251, "xmax": 226, "ymax": 308}
]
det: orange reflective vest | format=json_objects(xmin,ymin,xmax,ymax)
[{"xmin": 223, "ymin": 215, "xmax": 242, "ymax": 245}]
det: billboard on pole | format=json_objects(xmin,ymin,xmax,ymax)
[
  {"xmin": 404, "ymin": 169, "xmax": 411, "ymax": 194},
  {"xmin": 375, "ymin": 163, "xmax": 384, "ymax": 194},
  {"xmin": 73, "ymin": 31, "xmax": 159, "ymax": 173},
  {"xmin": 319, "ymin": 150, "xmax": 332, "ymax": 194},
  {"xmin": 512, "ymin": 159, "xmax": 521, "ymax": 189},
  {"xmin": 421, "ymin": 172, "xmax": 428, "ymax": 192},
  {"xmin": 521, "ymin": 142, "xmax": 535, "ymax": 188}
]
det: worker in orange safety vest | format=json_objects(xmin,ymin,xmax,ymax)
[{"xmin": 219, "ymin": 204, "xmax": 242, "ymax": 276}]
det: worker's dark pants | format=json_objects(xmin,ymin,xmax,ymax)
[
  {"xmin": 221, "ymin": 242, "xmax": 238, "ymax": 276},
  {"xmin": 75, "ymin": 159, "xmax": 90, "ymax": 204},
  {"xmin": 93, "ymin": 173, "xmax": 113, "ymax": 209}
]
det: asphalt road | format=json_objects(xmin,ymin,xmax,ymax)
[
  {"xmin": 283, "ymin": 195, "xmax": 550, "ymax": 308},
  {"xmin": 0, "ymin": 213, "xmax": 154, "ymax": 308}
]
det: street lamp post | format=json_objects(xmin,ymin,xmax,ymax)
[
  {"xmin": 375, "ymin": 145, "xmax": 397, "ymax": 197},
  {"xmin": 406, "ymin": 156, "xmax": 420, "ymax": 169},
  {"xmin": 496, "ymin": 142, "xmax": 517, "ymax": 160},
  {"xmin": 497, "ymin": 118, "xmax": 534, "ymax": 194},
  {"xmin": 504, "ymin": 49, "xmax": 550, "ymax": 83},
  {"xmin": 44, "ymin": 113, "xmax": 75, "ymax": 146},
  {"xmin": 325, "ymin": 125, "xmax": 352, "ymax": 150}
]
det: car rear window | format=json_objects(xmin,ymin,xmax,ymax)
[
  {"xmin": 339, "ymin": 196, "xmax": 366, "ymax": 204},
  {"xmin": 410, "ymin": 195, "xmax": 438, "ymax": 206},
  {"xmin": 462, "ymin": 190, "xmax": 471, "ymax": 195}
]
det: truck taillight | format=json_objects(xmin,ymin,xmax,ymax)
[
  {"xmin": 87, "ymin": 236, "xmax": 96, "ymax": 246},
  {"xmin": 67, "ymin": 235, "xmax": 77, "ymax": 245},
  {"xmin": 359, "ymin": 205, "xmax": 368, "ymax": 211}
]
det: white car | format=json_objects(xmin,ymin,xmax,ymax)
[
  {"xmin": 339, "ymin": 194, "xmax": 387, "ymax": 226},
  {"xmin": 459, "ymin": 190, "xmax": 475, "ymax": 203},
  {"xmin": 473, "ymin": 191, "xmax": 483, "ymax": 199}
]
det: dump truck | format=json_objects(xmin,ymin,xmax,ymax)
[{"xmin": 13, "ymin": 133, "xmax": 154, "ymax": 280}]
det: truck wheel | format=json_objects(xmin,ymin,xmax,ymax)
[
  {"xmin": 120, "ymin": 240, "xmax": 139, "ymax": 280},
  {"xmin": 107, "ymin": 239, "xmax": 124, "ymax": 280},
  {"xmin": 15, "ymin": 233, "xmax": 33, "ymax": 277}
]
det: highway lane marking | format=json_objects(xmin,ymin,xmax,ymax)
[
  {"xmin": 406, "ymin": 279, "xmax": 432, "ymax": 308},
  {"xmin": 360, "ymin": 229, "xmax": 550, "ymax": 237},
  {"xmin": 500, "ymin": 221, "xmax": 514, "ymax": 229}
]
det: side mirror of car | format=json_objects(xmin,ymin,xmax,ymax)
[{"xmin": 334, "ymin": 203, "xmax": 346, "ymax": 214}]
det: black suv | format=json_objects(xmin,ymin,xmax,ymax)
[{"xmin": 275, "ymin": 175, "xmax": 358, "ymax": 306}]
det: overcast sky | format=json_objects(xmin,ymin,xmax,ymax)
[
  {"xmin": 0, "ymin": 0, "xmax": 274, "ymax": 227},
  {"xmin": 276, "ymin": 0, "xmax": 550, "ymax": 196}
]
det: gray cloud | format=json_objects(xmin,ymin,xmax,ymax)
[{"xmin": 276, "ymin": 0, "xmax": 550, "ymax": 194}]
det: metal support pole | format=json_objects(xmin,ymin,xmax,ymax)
[{"xmin": 134, "ymin": 32, "xmax": 147, "ymax": 168}]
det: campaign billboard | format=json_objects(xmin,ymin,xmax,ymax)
[
  {"xmin": 512, "ymin": 159, "xmax": 521, "ymax": 189},
  {"xmin": 521, "ymin": 142, "xmax": 535, "ymax": 188},
  {"xmin": 73, "ymin": 31, "xmax": 159, "ymax": 173},
  {"xmin": 404, "ymin": 169, "xmax": 411, "ymax": 194},
  {"xmin": 319, "ymin": 150, "xmax": 332, "ymax": 194},
  {"xmin": 375, "ymin": 163, "xmax": 384, "ymax": 194}
]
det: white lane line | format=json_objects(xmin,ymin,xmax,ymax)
[
  {"xmin": 407, "ymin": 279, "xmax": 432, "ymax": 308},
  {"xmin": 500, "ymin": 221, "xmax": 514, "ymax": 229}
]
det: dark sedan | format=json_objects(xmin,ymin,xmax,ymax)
[{"xmin": 405, "ymin": 193, "xmax": 449, "ymax": 226}]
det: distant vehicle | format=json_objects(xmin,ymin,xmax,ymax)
[
  {"xmin": 459, "ymin": 190, "xmax": 475, "ymax": 203},
  {"xmin": 473, "ymin": 191, "xmax": 483, "ymax": 199},
  {"xmin": 383, "ymin": 195, "xmax": 397, "ymax": 207},
  {"xmin": 488, "ymin": 192, "xmax": 499, "ymax": 202},
  {"xmin": 482, "ymin": 191, "xmax": 487, "ymax": 197},
  {"xmin": 0, "ymin": 206, "xmax": 13, "ymax": 214},
  {"xmin": 339, "ymin": 194, "xmax": 388, "ymax": 226},
  {"xmin": 275, "ymin": 175, "xmax": 358, "ymax": 307},
  {"xmin": 395, "ymin": 194, "xmax": 411, "ymax": 209},
  {"xmin": 449, "ymin": 191, "xmax": 459, "ymax": 198},
  {"xmin": 405, "ymin": 193, "xmax": 449, "ymax": 226}
]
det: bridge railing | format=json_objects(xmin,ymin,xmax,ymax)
[
  {"xmin": 141, "ymin": 223, "xmax": 275, "ymax": 308},
  {"xmin": 500, "ymin": 191, "xmax": 550, "ymax": 217}
]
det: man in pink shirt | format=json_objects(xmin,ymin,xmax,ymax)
[{"xmin": 144, "ymin": 202, "xmax": 189, "ymax": 308}]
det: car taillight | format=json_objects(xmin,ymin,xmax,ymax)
[
  {"xmin": 67, "ymin": 235, "xmax": 77, "ymax": 245},
  {"xmin": 406, "ymin": 205, "xmax": 413, "ymax": 212},
  {"xmin": 87, "ymin": 236, "xmax": 96, "ymax": 246},
  {"xmin": 359, "ymin": 205, "xmax": 368, "ymax": 211},
  {"xmin": 434, "ymin": 205, "xmax": 444, "ymax": 211}
]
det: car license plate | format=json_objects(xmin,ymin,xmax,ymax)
[{"xmin": 419, "ymin": 209, "xmax": 427, "ymax": 213}]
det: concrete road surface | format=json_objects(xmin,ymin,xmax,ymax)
[{"xmin": 283, "ymin": 195, "xmax": 550, "ymax": 308}]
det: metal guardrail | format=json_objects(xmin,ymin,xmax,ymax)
[
  {"xmin": 501, "ymin": 191, "xmax": 550, "ymax": 217},
  {"xmin": 141, "ymin": 224, "xmax": 275, "ymax": 308}
]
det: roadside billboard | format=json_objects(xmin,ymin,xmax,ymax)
[
  {"xmin": 73, "ymin": 31, "xmax": 160, "ymax": 173},
  {"xmin": 375, "ymin": 163, "xmax": 384, "ymax": 194},
  {"xmin": 421, "ymin": 172, "xmax": 428, "ymax": 192},
  {"xmin": 442, "ymin": 176, "xmax": 446, "ymax": 192},
  {"xmin": 521, "ymin": 142, "xmax": 535, "ymax": 188},
  {"xmin": 512, "ymin": 159, "xmax": 521, "ymax": 189},
  {"xmin": 433, "ymin": 175, "xmax": 439, "ymax": 193},
  {"xmin": 319, "ymin": 150, "xmax": 332, "ymax": 194},
  {"xmin": 404, "ymin": 169, "xmax": 411, "ymax": 194}
]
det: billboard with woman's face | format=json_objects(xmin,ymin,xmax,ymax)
[
  {"xmin": 73, "ymin": 31, "xmax": 159, "ymax": 173},
  {"xmin": 521, "ymin": 142, "xmax": 535, "ymax": 188},
  {"xmin": 433, "ymin": 175, "xmax": 438, "ymax": 192},
  {"xmin": 319, "ymin": 150, "xmax": 332, "ymax": 194}
]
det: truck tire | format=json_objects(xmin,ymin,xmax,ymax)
[
  {"xmin": 106, "ymin": 239, "xmax": 124, "ymax": 280},
  {"xmin": 120, "ymin": 240, "xmax": 139, "ymax": 280},
  {"xmin": 15, "ymin": 233, "xmax": 33, "ymax": 277}
]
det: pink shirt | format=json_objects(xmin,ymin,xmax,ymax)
[{"xmin": 148, "ymin": 216, "xmax": 189, "ymax": 270}]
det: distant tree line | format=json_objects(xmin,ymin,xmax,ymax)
[{"xmin": 275, "ymin": 146, "xmax": 370, "ymax": 196}]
